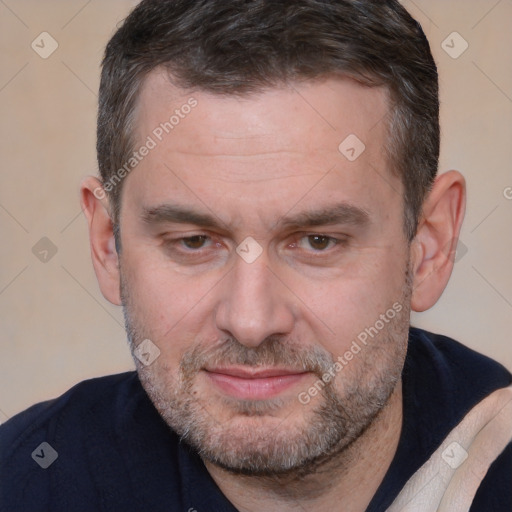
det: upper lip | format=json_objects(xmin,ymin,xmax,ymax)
[{"xmin": 204, "ymin": 366, "xmax": 308, "ymax": 379}]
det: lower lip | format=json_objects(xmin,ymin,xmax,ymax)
[{"xmin": 205, "ymin": 371, "xmax": 309, "ymax": 400}]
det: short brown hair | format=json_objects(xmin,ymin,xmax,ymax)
[{"xmin": 97, "ymin": 0, "xmax": 439, "ymax": 241}]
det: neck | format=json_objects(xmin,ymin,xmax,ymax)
[{"xmin": 204, "ymin": 379, "xmax": 403, "ymax": 512}]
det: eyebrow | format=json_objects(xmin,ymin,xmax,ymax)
[
  {"xmin": 140, "ymin": 202, "xmax": 370, "ymax": 231},
  {"xmin": 278, "ymin": 203, "xmax": 370, "ymax": 229},
  {"xmin": 141, "ymin": 204, "xmax": 221, "ymax": 229}
]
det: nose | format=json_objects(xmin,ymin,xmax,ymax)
[{"xmin": 214, "ymin": 254, "xmax": 295, "ymax": 348}]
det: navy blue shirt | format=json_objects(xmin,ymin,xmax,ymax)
[{"xmin": 1, "ymin": 328, "xmax": 511, "ymax": 511}]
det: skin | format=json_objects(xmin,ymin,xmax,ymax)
[{"xmin": 81, "ymin": 70, "xmax": 465, "ymax": 511}]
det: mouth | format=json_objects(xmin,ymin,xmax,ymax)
[{"xmin": 203, "ymin": 366, "xmax": 311, "ymax": 400}]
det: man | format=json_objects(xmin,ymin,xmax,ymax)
[{"xmin": 1, "ymin": 0, "xmax": 511, "ymax": 510}]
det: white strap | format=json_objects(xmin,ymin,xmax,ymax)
[{"xmin": 387, "ymin": 385, "xmax": 512, "ymax": 512}]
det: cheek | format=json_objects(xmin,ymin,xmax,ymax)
[
  {"xmin": 292, "ymin": 247, "xmax": 409, "ymax": 355},
  {"xmin": 121, "ymin": 256, "xmax": 221, "ymax": 351}
]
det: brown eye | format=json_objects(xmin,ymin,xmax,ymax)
[
  {"xmin": 182, "ymin": 235, "xmax": 209, "ymax": 249},
  {"xmin": 307, "ymin": 235, "xmax": 332, "ymax": 251}
]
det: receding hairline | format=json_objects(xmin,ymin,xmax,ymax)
[
  {"xmin": 127, "ymin": 66, "xmax": 394, "ymax": 156},
  {"xmin": 98, "ymin": 0, "xmax": 439, "ymax": 244},
  {"xmin": 114, "ymin": 68, "xmax": 400, "ymax": 238}
]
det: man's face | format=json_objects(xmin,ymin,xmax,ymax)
[{"xmin": 117, "ymin": 71, "xmax": 412, "ymax": 476}]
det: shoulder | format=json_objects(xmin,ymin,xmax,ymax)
[
  {"xmin": 0, "ymin": 372, "xmax": 180, "ymax": 511},
  {"xmin": 0, "ymin": 372, "xmax": 140, "ymax": 458},
  {"xmin": 407, "ymin": 327, "xmax": 512, "ymax": 406},
  {"xmin": 408, "ymin": 328, "xmax": 512, "ymax": 511}
]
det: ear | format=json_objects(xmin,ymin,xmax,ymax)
[
  {"xmin": 80, "ymin": 176, "xmax": 122, "ymax": 306},
  {"xmin": 410, "ymin": 170, "xmax": 466, "ymax": 312}
]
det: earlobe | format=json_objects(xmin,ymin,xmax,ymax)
[
  {"xmin": 80, "ymin": 176, "xmax": 122, "ymax": 306},
  {"xmin": 410, "ymin": 170, "xmax": 466, "ymax": 312}
]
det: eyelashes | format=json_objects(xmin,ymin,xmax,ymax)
[{"xmin": 161, "ymin": 232, "xmax": 350, "ymax": 266}]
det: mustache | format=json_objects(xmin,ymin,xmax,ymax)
[{"xmin": 179, "ymin": 335, "xmax": 335, "ymax": 379}]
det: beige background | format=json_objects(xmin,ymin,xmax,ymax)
[{"xmin": 0, "ymin": 0, "xmax": 511, "ymax": 423}]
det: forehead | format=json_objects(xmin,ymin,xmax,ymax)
[
  {"xmin": 134, "ymin": 69, "xmax": 390, "ymax": 156},
  {"xmin": 122, "ymin": 69, "xmax": 401, "ymax": 231}
]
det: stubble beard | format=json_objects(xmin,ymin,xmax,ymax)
[{"xmin": 121, "ymin": 270, "xmax": 412, "ymax": 479}]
